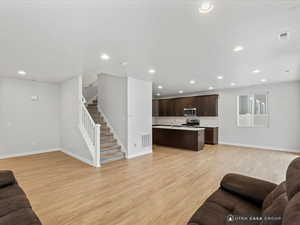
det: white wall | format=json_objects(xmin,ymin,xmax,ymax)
[
  {"xmin": 60, "ymin": 76, "xmax": 93, "ymax": 163},
  {"xmin": 219, "ymin": 82, "xmax": 300, "ymax": 152},
  {"xmin": 83, "ymin": 84, "xmax": 97, "ymax": 102},
  {"xmin": 127, "ymin": 77, "xmax": 152, "ymax": 158},
  {"xmin": 0, "ymin": 78, "xmax": 60, "ymax": 158},
  {"xmin": 97, "ymin": 73, "xmax": 128, "ymax": 149},
  {"xmin": 98, "ymin": 74, "xmax": 152, "ymax": 158}
]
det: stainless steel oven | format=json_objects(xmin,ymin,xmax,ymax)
[{"xmin": 183, "ymin": 108, "xmax": 197, "ymax": 117}]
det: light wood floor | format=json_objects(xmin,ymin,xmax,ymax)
[{"xmin": 0, "ymin": 145, "xmax": 298, "ymax": 225}]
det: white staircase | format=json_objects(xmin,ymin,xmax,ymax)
[{"xmin": 87, "ymin": 100, "xmax": 125, "ymax": 164}]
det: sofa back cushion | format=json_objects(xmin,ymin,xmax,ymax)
[
  {"xmin": 261, "ymin": 182, "xmax": 288, "ymax": 225},
  {"xmin": 281, "ymin": 158, "xmax": 300, "ymax": 225},
  {"xmin": 0, "ymin": 171, "xmax": 16, "ymax": 188},
  {"xmin": 286, "ymin": 157, "xmax": 300, "ymax": 200}
]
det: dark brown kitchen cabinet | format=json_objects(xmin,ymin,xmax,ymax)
[
  {"xmin": 201, "ymin": 127, "xmax": 219, "ymax": 145},
  {"xmin": 173, "ymin": 97, "xmax": 195, "ymax": 116},
  {"xmin": 195, "ymin": 95, "xmax": 218, "ymax": 117},
  {"xmin": 152, "ymin": 100, "xmax": 159, "ymax": 116},
  {"xmin": 153, "ymin": 94, "xmax": 218, "ymax": 117},
  {"xmin": 159, "ymin": 99, "xmax": 174, "ymax": 116},
  {"xmin": 153, "ymin": 128, "xmax": 205, "ymax": 151}
]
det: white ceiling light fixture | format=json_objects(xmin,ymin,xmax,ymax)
[
  {"xmin": 189, "ymin": 80, "xmax": 196, "ymax": 84},
  {"xmin": 100, "ymin": 53, "xmax": 110, "ymax": 61},
  {"xmin": 233, "ymin": 46, "xmax": 244, "ymax": 52},
  {"xmin": 156, "ymin": 93, "xmax": 161, "ymax": 96},
  {"xmin": 230, "ymin": 82, "xmax": 236, "ymax": 86},
  {"xmin": 260, "ymin": 78, "xmax": 267, "ymax": 83},
  {"xmin": 199, "ymin": 1, "xmax": 214, "ymax": 14},
  {"xmin": 208, "ymin": 86, "xmax": 214, "ymax": 90},
  {"xmin": 158, "ymin": 85, "xmax": 163, "ymax": 89},
  {"xmin": 179, "ymin": 90, "xmax": 184, "ymax": 94},
  {"xmin": 148, "ymin": 69, "xmax": 156, "ymax": 74},
  {"xmin": 217, "ymin": 76, "xmax": 223, "ymax": 80},
  {"xmin": 18, "ymin": 70, "xmax": 27, "ymax": 76},
  {"xmin": 253, "ymin": 69, "xmax": 261, "ymax": 74},
  {"xmin": 121, "ymin": 61, "xmax": 128, "ymax": 66}
]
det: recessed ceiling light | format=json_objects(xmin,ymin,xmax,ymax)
[
  {"xmin": 230, "ymin": 82, "xmax": 236, "ymax": 86},
  {"xmin": 208, "ymin": 86, "xmax": 214, "ymax": 90},
  {"xmin": 100, "ymin": 53, "xmax": 110, "ymax": 61},
  {"xmin": 253, "ymin": 69, "xmax": 261, "ymax": 74},
  {"xmin": 148, "ymin": 69, "xmax": 156, "ymax": 74},
  {"xmin": 121, "ymin": 62, "xmax": 128, "ymax": 66},
  {"xmin": 158, "ymin": 85, "xmax": 163, "ymax": 89},
  {"xmin": 260, "ymin": 78, "xmax": 267, "ymax": 83},
  {"xmin": 189, "ymin": 80, "xmax": 196, "ymax": 84},
  {"xmin": 217, "ymin": 76, "xmax": 223, "ymax": 80},
  {"xmin": 179, "ymin": 90, "xmax": 183, "ymax": 94},
  {"xmin": 156, "ymin": 93, "xmax": 161, "ymax": 96},
  {"xmin": 18, "ymin": 70, "xmax": 27, "ymax": 76},
  {"xmin": 233, "ymin": 46, "xmax": 244, "ymax": 52},
  {"xmin": 199, "ymin": 1, "xmax": 214, "ymax": 14}
]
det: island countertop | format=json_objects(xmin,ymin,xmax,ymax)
[{"xmin": 152, "ymin": 125, "xmax": 205, "ymax": 131}]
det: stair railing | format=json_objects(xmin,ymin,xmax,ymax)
[{"xmin": 79, "ymin": 96, "xmax": 101, "ymax": 167}]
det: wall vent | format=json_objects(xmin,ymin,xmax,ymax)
[{"xmin": 141, "ymin": 134, "xmax": 151, "ymax": 147}]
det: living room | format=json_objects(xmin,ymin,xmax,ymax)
[{"xmin": 1, "ymin": 1, "xmax": 300, "ymax": 225}]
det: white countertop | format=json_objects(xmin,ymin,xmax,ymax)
[
  {"xmin": 152, "ymin": 125, "xmax": 205, "ymax": 131},
  {"xmin": 152, "ymin": 124, "xmax": 218, "ymax": 128}
]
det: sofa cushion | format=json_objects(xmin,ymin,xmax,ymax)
[
  {"xmin": 221, "ymin": 174, "xmax": 277, "ymax": 207},
  {"xmin": 286, "ymin": 157, "xmax": 300, "ymax": 200},
  {"xmin": 188, "ymin": 189, "xmax": 261, "ymax": 225},
  {"xmin": 0, "ymin": 208, "xmax": 42, "ymax": 225},
  {"xmin": 0, "ymin": 171, "xmax": 16, "ymax": 188},
  {"xmin": 0, "ymin": 195, "xmax": 31, "ymax": 217},
  {"xmin": 260, "ymin": 194, "xmax": 287, "ymax": 225},
  {"xmin": 282, "ymin": 192, "xmax": 300, "ymax": 225},
  {"xmin": 262, "ymin": 182, "xmax": 287, "ymax": 210},
  {"xmin": 0, "ymin": 184, "xmax": 26, "ymax": 200}
]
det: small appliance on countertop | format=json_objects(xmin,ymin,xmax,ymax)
[{"xmin": 182, "ymin": 118, "xmax": 200, "ymax": 127}]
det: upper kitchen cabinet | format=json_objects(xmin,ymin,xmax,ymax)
[
  {"xmin": 152, "ymin": 100, "xmax": 159, "ymax": 116},
  {"xmin": 153, "ymin": 94, "xmax": 218, "ymax": 117},
  {"xmin": 158, "ymin": 99, "xmax": 174, "ymax": 116},
  {"xmin": 173, "ymin": 97, "xmax": 195, "ymax": 116},
  {"xmin": 195, "ymin": 95, "xmax": 218, "ymax": 116}
]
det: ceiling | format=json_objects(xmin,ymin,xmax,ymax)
[{"xmin": 1, "ymin": 0, "xmax": 300, "ymax": 96}]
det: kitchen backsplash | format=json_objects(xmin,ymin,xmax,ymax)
[{"xmin": 153, "ymin": 117, "xmax": 219, "ymax": 127}]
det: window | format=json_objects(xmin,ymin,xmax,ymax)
[{"xmin": 237, "ymin": 93, "xmax": 269, "ymax": 128}]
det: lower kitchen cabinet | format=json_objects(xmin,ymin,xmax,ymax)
[
  {"xmin": 202, "ymin": 127, "xmax": 219, "ymax": 145},
  {"xmin": 153, "ymin": 128, "xmax": 205, "ymax": 151}
]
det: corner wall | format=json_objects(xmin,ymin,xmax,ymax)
[
  {"xmin": 127, "ymin": 77, "xmax": 153, "ymax": 158},
  {"xmin": 60, "ymin": 76, "xmax": 93, "ymax": 164},
  {"xmin": 97, "ymin": 73, "xmax": 128, "ymax": 149}
]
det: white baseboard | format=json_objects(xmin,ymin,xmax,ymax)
[
  {"xmin": 220, "ymin": 142, "xmax": 300, "ymax": 153},
  {"xmin": 0, "ymin": 147, "xmax": 96, "ymax": 167},
  {"xmin": 61, "ymin": 149, "xmax": 95, "ymax": 166},
  {"xmin": 0, "ymin": 148, "xmax": 60, "ymax": 160},
  {"xmin": 126, "ymin": 150, "xmax": 152, "ymax": 159}
]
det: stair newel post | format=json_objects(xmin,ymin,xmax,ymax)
[{"xmin": 95, "ymin": 124, "xmax": 101, "ymax": 167}]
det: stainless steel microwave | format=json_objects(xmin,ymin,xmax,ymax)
[{"xmin": 183, "ymin": 108, "xmax": 197, "ymax": 117}]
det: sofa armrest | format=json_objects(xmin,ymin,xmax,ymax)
[
  {"xmin": 221, "ymin": 173, "xmax": 277, "ymax": 206},
  {"xmin": 0, "ymin": 171, "xmax": 17, "ymax": 188}
]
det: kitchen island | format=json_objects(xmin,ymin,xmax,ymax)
[{"xmin": 153, "ymin": 125, "xmax": 205, "ymax": 151}]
